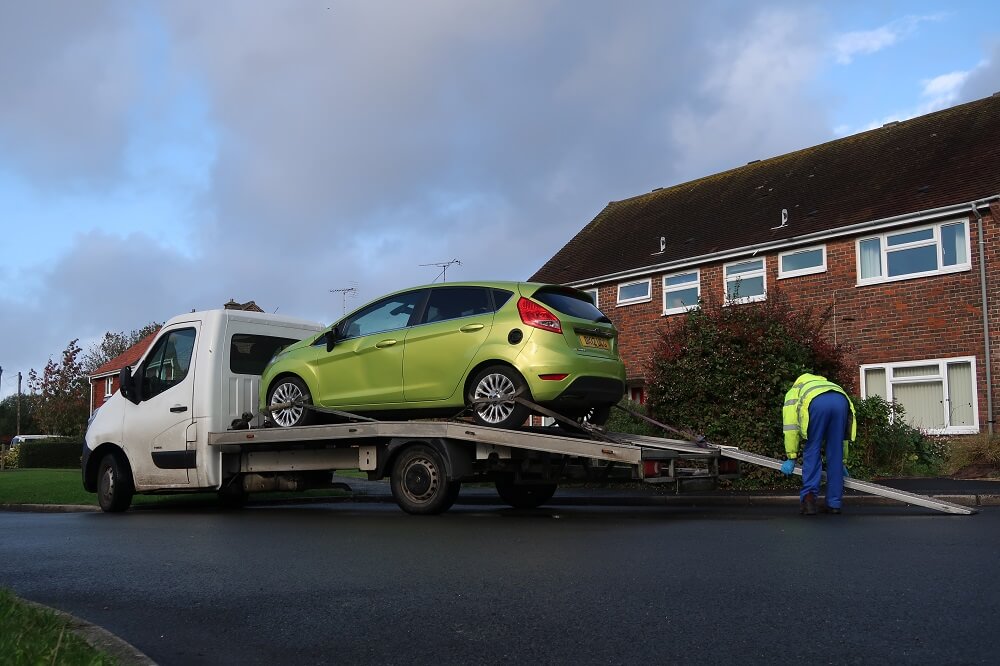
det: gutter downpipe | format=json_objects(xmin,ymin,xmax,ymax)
[{"xmin": 972, "ymin": 201, "xmax": 994, "ymax": 434}]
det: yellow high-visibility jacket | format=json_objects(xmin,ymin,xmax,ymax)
[{"xmin": 782, "ymin": 373, "xmax": 856, "ymax": 460}]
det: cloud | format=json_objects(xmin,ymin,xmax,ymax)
[
  {"xmin": 833, "ymin": 14, "xmax": 945, "ymax": 65},
  {"xmin": 958, "ymin": 41, "xmax": 1000, "ymax": 102}
]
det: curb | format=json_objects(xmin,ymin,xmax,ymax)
[
  {"xmin": 21, "ymin": 598, "xmax": 156, "ymax": 666},
  {"xmin": 0, "ymin": 503, "xmax": 100, "ymax": 513}
]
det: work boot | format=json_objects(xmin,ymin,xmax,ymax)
[{"xmin": 800, "ymin": 493, "xmax": 817, "ymax": 515}]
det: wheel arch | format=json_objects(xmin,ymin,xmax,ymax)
[
  {"xmin": 83, "ymin": 443, "xmax": 133, "ymax": 492},
  {"xmin": 462, "ymin": 359, "xmax": 531, "ymax": 403},
  {"xmin": 376, "ymin": 437, "xmax": 473, "ymax": 482}
]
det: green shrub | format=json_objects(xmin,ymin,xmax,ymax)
[
  {"xmin": 851, "ymin": 395, "xmax": 946, "ymax": 477},
  {"xmin": 971, "ymin": 433, "xmax": 1000, "ymax": 467},
  {"xmin": 604, "ymin": 400, "xmax": 660, "ymax": 437},
  {"xmin": 645, "ymin": 289, "xmax": 850, "ymax": 480},
  {"xmin": 1, "ymin": 444, "xmax": 18, "ymax": 469},
  {"xmin": 17, "ymin": 438, "xmax": 83, "ymax": 469}
]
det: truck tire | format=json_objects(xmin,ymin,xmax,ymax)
[
  {"xmin": 468, "ymin": 365, "xmax": 530, "ymax": 429},
  {"xmin": 267, "ymin": 376, "xmax": 316, "ymax": 428},
  {"xmin": 495, "ymin": 475, "xmax": 557, "ymax": 509},
  {"xmin": 97, "ymin": 453, "xmax": 134, "ymax": 513},
  {"xmin": 217, "ymin": 478, "xmax": 248, "ymax": 509},
  {"xmin": 390, "ymin": 444, "xmax": 458, "ymax": 515}
]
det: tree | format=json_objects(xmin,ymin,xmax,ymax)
[
  {"xmin": 28, "ymin": 339, "xmax": 90, "ymax": 438},
  {"xmin": 0, "ymin": 393, "xmax": 40, "ymax": 436},
  {"xmin": 82, "ymin": 322, "xmax": 161, "ymax": 374},
  {"xmin": 645, "ymin": 289, "xmax": 850, "ymax": 469}
]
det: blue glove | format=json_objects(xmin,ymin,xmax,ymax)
[
  {"xmin": 843, "ymin": 464, "xmax": 850, "ymax": 478},
  {"xmin": 780, "ymin": 459, "xmax": 796, "ymax": 475}
]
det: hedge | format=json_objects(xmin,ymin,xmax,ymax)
[{"xmin": 17, "ymin": 438, "xmax": 83, "ymax": 469}]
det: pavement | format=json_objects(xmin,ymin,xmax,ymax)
[{"xmin": 3, "ymin": 473, "xmax": 997, "ymax": 666}]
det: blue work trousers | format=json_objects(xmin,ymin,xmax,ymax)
[{"xmin": 800, "ymin": 391, "xmax": 849, "ymax": 509}]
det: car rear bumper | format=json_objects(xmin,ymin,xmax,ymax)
[{"xmin": 547, "ymin": 376, "xmax": 625, "ymax": 408}]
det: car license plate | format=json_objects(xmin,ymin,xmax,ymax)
[{"xmin": 579, "ymin": 334, "xmax": 610, "ymax": 350}]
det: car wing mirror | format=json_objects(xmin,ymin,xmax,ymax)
[
  {"xmin": 119, "ymin": 366, "xmax": 141, "ymax": 405},
  {"xmin": 326, "ymin": 326, "xmax": 339, "ymax": 352}
]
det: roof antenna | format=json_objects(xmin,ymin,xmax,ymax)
[
  {"xmin": 329, "ymin": 283, "xmax": 358, "ymax": 315},
  {"xmin": 772, "ymin": 208, "xmax": 789, "ymax": 230},
  {"xmin": 420, "ymin": 259, "xmax": 461, "ymax": 283}
]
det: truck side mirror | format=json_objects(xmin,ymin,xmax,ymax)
[{"xmin": 119, "ymin": 367, "xmax": 140, "ymax": 405}]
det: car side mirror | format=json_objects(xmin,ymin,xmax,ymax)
[
  {"xmin": 119, "ymin": 366, "xmax": 140, "ymax": 405},
  {"xmin": 325, "ymin": 327, "xmax": 339, "ymax": 352}
]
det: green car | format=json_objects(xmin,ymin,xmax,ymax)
[{"xmin": 260, "ymin": 281, "xmax": 625, "ymax": 429}]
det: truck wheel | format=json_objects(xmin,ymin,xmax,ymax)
[
  {"xmin": 217, "ymin": 478, "xmax": 248, "ymax": 509},
  {"xmin": 97, "ymin": 453, "xmax": 134, "ymax": 513},
  {"xmin": 468, "ymin": 365, "xmax": 530, "ymax": 429},
  {"xmin": 495, "ymin": 475, "xmax": 557, "ymax": 509},
  {"xmin": 267, "ymin": 376, "xmax": 316, "ymax": 428},
  {"xmin": 390, "ymin": 445, "xmax": 457, "ymax": 515}
]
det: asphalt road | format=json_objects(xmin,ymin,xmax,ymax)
[{"xmin": 1, "ymin": 502, "xmax": 996, "ymax": 665}]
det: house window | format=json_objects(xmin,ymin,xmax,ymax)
[
  {"xmin": 629, "ymin": 386, "xmax": 645, "ymax": 404},
  {"xmin": 860, "ymin": 357, "xmax": 978, "ymax": 434},
  {"xmin": 663, "ymin": 270, "xmax": 700, "ymax": 315},
  {"xmin": 857, "ymin": 219, "xmax": 970, "ymax": 285},
  {"xmin": 617, "ymin": 278, "xmax": 651, "ymax": 305},
  {"xmin": 724, "ymin": 258, "xmax": 766, "ymax": 303},
  {"xmin": 778, "ymin": 246, "xmax": 826, "ymax": 279},
  {"xmin": 104, "ymin": 377, "xmax": 113, "ymax": 398},
  {"xmin": 582, "ymin": 288, "xmax": 599, "ymax": 308}
]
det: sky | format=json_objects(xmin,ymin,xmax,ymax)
[{"xmin": 1, "ymin": 0, "xmax": 998, "ymax": 398}]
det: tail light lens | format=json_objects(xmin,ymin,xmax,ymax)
[{"xmin": 517, "ymin": 297, "xmax": 562, "ymax": 334}]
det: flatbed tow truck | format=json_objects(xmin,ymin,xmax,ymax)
[{"xmin": 83, "ymin": 309, "xmax": 975, "ymax": 516}]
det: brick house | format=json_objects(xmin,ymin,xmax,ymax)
[
  {"xmin": 88, "ymin": 299, "xmax": 265, "ymax": 413},
  {"xmin": 531, "ymin": 94, "xmax": 1000, "ymax": 435}
]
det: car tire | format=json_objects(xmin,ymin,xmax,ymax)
[
  {"xmin": 495, "ymin": 475, "xmax": 557, "ymax": 509},
  {"xmin": 468, "ymin": 365, "xmax": 530, "ymax": 429},
  {"xmin": 267, "ymin": 376, "xmax": 316, "ymax": 428},
  {"xmin": 97, "ymin": 453, "xmax": 134, "ymax": 513},
  {"xmin": 390, "ymin": 444, "xmax": 457, "ymax": 515}
]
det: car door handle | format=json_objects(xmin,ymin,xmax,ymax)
[
  {"xmin": 375, "ymin": 339, "xmax": 398, "ymax": 348},
  {"xmin": 460, "ymin": 324, "xmax": 484, "ymax": 332},
  {"xmin": 170, "ymin": 405, "xmax": 188, "ymax": 413}
]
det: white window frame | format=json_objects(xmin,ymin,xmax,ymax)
[
  {"xmin": 662, "ymin": 270, "xmax": 700, "ymax": 315},
  {"xmin": 617, "ymin": 278, "xmax": 652, "ymax": 306},
  {"xmin": 723, "ymin": 257, "xmax": 767, "ymax": 304},
  {"xmin": 856, "ymin": 219, "xmax": 971, "ymax": 286},
  {"xmin": 104, "ymin": 377, "xmax": 113, "ymax": 398},
  {"xmin": 859, "ymin": 356, "xmax": 979, "ymax": 435},
  {"xmin": 778, "ymin": 245, "xmax": 827, "ymax": 279},
  {"xmin": 582, "ymin": 288, "xmax": 599, "ymax": 308}
]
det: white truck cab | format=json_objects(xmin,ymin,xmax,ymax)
[{"xmin": 83, "ymin": 309, "xmax": 324, "ymax": 509}]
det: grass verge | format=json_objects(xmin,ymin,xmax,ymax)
[
  {"xmin": 0, "ymin": 587, "xmax": 116, "ymax": 665},
  {"xmin": 0, "ymin": 469, "xmax": 363, "ymax": 507}
]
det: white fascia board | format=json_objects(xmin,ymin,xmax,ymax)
[{"xmin": 566, "ymin": 196, "xmax": 1000, "ymax": 289}]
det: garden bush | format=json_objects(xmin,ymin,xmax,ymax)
[
  {"xmin": 17, "ymin": 438, "xmax": 83, "ymax": 469},
  {"xmin": 850, "ymin": 395, "xmax": 946, "ymax": 477}
]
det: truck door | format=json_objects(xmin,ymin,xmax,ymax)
[{"xmin": 123, "ymin": 324, "xmax": 199, "ymax": 486}]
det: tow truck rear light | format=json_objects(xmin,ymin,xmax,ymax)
[{"xmin": 517, "ymin": 297, "xmax": 562, "ymax": 334}]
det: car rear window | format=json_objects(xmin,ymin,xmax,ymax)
[{"xmin": 533, "ymin": 288, "xmax": 610, "ymax": 322}]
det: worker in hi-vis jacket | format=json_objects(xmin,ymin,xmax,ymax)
[{"xmin": 779, "ymin": 373, "xmax": 856, "ymax": 515}]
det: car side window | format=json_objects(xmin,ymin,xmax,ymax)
[
  {"xmin": 422, "ymin": 287, "xmax": 494, "ymax": 324},
  {"xmin": 141, "ymin": 328, "xmax": 196, "ymax": 400},
  {"xmin": 340, "ymin": 290, "xmax": 426, "ymax": 339}
]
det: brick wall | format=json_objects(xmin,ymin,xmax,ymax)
[
  {"xmin": 591, "ymin": 206, "xmax": 999, "ymax": 432},
  {"xmin": 90, "ymin": 375, "xmax": 119, "ymax": 412}
]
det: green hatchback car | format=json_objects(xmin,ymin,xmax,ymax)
[{"xmin": 260, "ymin": 281, "xmax": 626, "ymax": 429}]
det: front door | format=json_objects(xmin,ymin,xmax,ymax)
[{"xmin": 123, "ymin": 324, "xmax": 199, "ymax": 487}]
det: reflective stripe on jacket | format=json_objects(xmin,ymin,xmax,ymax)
[{"xmin": 782, "ymin": 373, "xmax": 856, "ymax": 459}]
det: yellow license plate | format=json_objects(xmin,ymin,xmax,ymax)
[{"xmin": 579, "ymin": 335, "xmax": 610, "ymax": 350}]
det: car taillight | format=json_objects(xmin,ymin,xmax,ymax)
[{"xmin": 517, "ymin": 297, "xmax": 562, "ymax": 334}]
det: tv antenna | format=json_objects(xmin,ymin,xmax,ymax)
[
  {"xmin": 420, "ymin": 259, "xmax": 461, "ymax": 283},
  {"xmin": 329, "ymin": 283, "xmax": 358, "ymax": 315}
]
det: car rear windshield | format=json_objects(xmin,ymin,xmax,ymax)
[{"xmin": 533, "ymin": 288, "xmax": 610, "ymax": 322}]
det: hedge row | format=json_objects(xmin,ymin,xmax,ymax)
[{"xmin": 16, "ymin": 439, "xmax": 83, "ymax": 469}]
